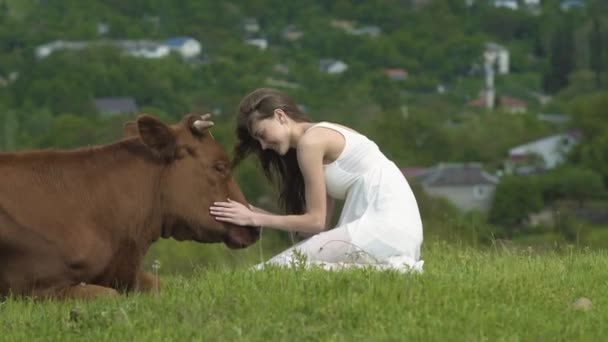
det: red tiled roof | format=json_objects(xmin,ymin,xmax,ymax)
[{"xmin": 499, "ymin": 96, "xmax": 527, "ymax": 107}]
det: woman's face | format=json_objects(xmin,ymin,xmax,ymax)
[{"xmin": 250, "ymin": 111, "xmax": 290, "ymax": 155}]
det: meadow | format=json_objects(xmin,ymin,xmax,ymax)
[{"xmin": 2, "ymin": 241, "xmax": 607, "ymax": 341}]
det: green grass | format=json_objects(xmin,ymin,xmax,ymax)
[{"xmin": 3, "ymin": 241, "xmax": 608, "ymax": 341}]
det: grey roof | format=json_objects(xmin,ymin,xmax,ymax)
[
  {"xmin": 537, "ymin": 113, "xmax": 570, "ymax": 124},
  {"xmin": 415, "ymin": 162, "xmax": 498, "ymax": 187},
  {"xmin": 93, "ymin": 97, "xmax": 138, "ymax": 115}
]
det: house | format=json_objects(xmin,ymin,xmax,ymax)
[
  {"xmin": 467, "ymin": 94, "xmax": 488, "ymax": 109},
  {"xmin": 282, "ymin": 25, "xmax": 303, "ymax": 41},
  {"xmin": 36, "ymin": 39, "xmax": 171, "ymax": 60},
  {"xmin": 35, "ymin": 37, "xmax": 201, "ymax": 60},
  {"xmin": 0, "ymin": 71, "xmax": 18, "ymax": 87},
  {"xmin": 467, "ymin": 93, "xmax": 527, "ymax": 113},
  {"xmin": 243, "ymin": 18, "xmax": 260, "ymax": 33},
  {"xmin": 35, "ymin": 40, "xmax": 88, "ymax": 59},
  {"xmin": 504, "ymin": 131, "xmax": 581, "ymax": 174},
  {"xmin": 272, "ymin": 63, "xmax": 290, "ymax": 75},
  {"xmin": 319, "ymin": 59, "xmax": 348, "ymax": 74},
  {"xmin": 119, "ymin": 40, "xmax": 169, "ymax": 59},
  {"xmin": 350, "ymin": 25, "xmax": 381, "ymax": 38},
  {"xmin": 122, "ymin": 41, "xmax": 169, "ymax": 59},
  {"xmin": 143, "ymin": 15, "xmax": 161, "ymax": 28},
  {"xmin": 537, "ymin": 113, "xmax": 570, "ymax": 125},
  {"xmin": 244, "ymin": 37, "xmax": 268, "ymax": 50},
  {"xmin": 561, "ymin": 0, "xmax": 585, "ymax": 11},
  {"xmin": 523, "ymin": 0, "xmax": 543, "ymax": 14},
  {"xmin": 493, "ymin": 0, "xmax": 519, "ymax": 10},
  {"xmin": 329, "ymin": 20, "xmax": 354, "ymax": 32},
  {"xmin": 163, "ymin": 37, "xmax": 201, "ymax": 59},
  {"xmin": 384, "ymin": 68, "xmax": 408, "ymax": 81},
  {"xmin": 499, "ymin": 95, "xmax": 527, "ymax": 114},
  {"xmin": 97, "ymin": 22, "xmax": 109, "ymax": 36},
  {"xmin": 93, "ymin": 97, "xmax": 138, "ymax": 116},
  {"xmin": 412, "ymin": 163, "xmax": 499, "ymax": 213}
]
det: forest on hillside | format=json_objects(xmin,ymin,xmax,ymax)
[{"xmin": 0, "ymin": 0, "xmax": 607, "ymax": 246}]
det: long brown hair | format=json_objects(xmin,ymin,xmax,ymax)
[{"xmin": 232, "ymin": 88, "xmax": 311, "ymax": 214}]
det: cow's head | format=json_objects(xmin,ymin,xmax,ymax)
[{"xmin": 124, "ymin": 114, "xmax": 260, "ymax": 249}]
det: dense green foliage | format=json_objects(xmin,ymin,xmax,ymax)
[{"xmin": 1, "ymin": 0, "xmax": 607, "ymax": 245}]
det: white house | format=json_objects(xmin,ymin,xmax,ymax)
[
  {"xmin": 35, "ymin": 41, "xmax": 88, "ymax": 59},
  {"xmin": 494, "ymin": 0, "xmax": 519, "ymax": 10},
  {"xmin": 537, "ymin": 113, "xmax": 570, "ymax": 125},
  {"xmin": 350, "ymin": 25, "xmax": 381, "ymax": 38},
  {"xmin": 412, "ymin": 163, "xmax": 499, "ymax": 213},
  {"xmin": 561, "ymin": 0, "xmax": 585, "ymax": 11},
  {"xmin": 243, "ymin": 18, "xmax": 260, "ymax": 33},
  {"xmin": 505, "ymin": 131, "xmax": 581, "ymax": 174},
  {"xmin": 119, "ymin": 40, "xmax": 170, "ymax": 59},
  {"xmin": 282, "ymin": 25, "xmax": 304, "ymax": 41},
  {"xmin": 244, "ymin": 38, "xmax": 268, "ymax": 50},
  {"xmin": 35, "ymin": 38, "xmax": 201, "ymax": 60},
  {"xmin": 163, "ymin": 37, "xmax": 202, "ymax": 58},
  {"xmin": 319, "ymin": 59, "xmax": 348, "ymax": 74}
]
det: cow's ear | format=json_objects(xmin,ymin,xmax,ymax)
[
  {"xmin": 137, "ymin": 115, "xmax": 177, "ymax": 159},
  {"xmin": 123, "ymin": 121, "xmax": 139, "ymax": 138}
]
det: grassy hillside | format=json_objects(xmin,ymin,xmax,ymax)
[{"xmin": 3, "ymin": 242, "xmax": 607, "ymax": 341}]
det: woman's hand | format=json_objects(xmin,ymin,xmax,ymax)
[{"xmin": 210, "ymin": 198, "xmax": 259, "ymax": 227}]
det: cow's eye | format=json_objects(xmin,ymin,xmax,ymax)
[{"xmin": 215, "ymin": 163, "xmax": 228, "ymax": 174}]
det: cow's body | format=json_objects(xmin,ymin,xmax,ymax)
[{"xmin": 0, "ymin": 114, "xmax": 259, "ymax": 299}]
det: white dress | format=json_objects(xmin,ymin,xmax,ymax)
[{"xmin": 257, "ymin": 122, "xmax": 424, "ymax": 272}]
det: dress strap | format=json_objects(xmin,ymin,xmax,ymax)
[{"xmin": 307, "ymin": 122, "xmax": 354, "ymax": 137}]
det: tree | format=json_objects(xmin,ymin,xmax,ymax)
[
  {"xmin": 539, "ymin": 167, "xmax": 605, "ymax": 207},
  {"xmin": 1, "ymin": 109, "xmax": 18, "ymax": 151},
  {"xmin": 589, "ymin": 13, "xmax": 604, "ymax": 88},
  {"xmin": 543, "ymin": 19, "xmax": 576, "ymax": 93},
  {"xmin": 568, "ymin": 92, "xmax": 608, "ymax": 183},
  {"xmin": 488, "ymin": 176, "xmax": 543, "ymax": 238}
]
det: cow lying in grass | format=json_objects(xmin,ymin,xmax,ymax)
[{"xmin": 0, "ymin": 114, "xmax": 259, "ymax": 299}]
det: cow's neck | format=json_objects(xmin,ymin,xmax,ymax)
[{"xmin": 79, "ymin": 140, "xmax": 168, "ymax": 245}]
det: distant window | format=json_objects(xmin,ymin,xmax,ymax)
[{"xmin": 473, "ymin": 186, "xmax": 487, "ymax": 199}]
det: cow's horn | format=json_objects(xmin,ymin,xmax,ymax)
[{"xmin": 193, "ymin": 114, "xmax": 214, "ymax": 132}]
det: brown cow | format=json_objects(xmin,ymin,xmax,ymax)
[{"xmin": 0, "ymin": 114, "xmax": 259, "ymax": 300}]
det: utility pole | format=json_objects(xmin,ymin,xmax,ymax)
[{"xmin": 483, "ymin": 50, "xmax": 497, "ymax": 110}]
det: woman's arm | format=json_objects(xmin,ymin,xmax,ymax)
[
  {"xmin": 210, "ymin": 134, "xmax": 328, "ymax": 234},
  {"xmin": 251, "ymin": 136, "xmax": 328, "ymax": 233},
  {"xmin": 248, "ymin": 204, "xmax": 273, "ymax": 215}
]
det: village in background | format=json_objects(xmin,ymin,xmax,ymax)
[{"xmin": 1, "ymin": 0, "xmax": 607, "ymax": 262}]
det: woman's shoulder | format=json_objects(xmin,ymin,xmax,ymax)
[
  {"xmin": 307, "ymin": 121, "xmax": 359, "ymax": 135},
  {"xmin": 297, "ymin": 122, "xmax": 337, "ymax": 153}
]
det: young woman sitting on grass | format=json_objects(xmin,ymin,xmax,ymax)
[{"xmin": 210, "ymin": 88, "xmax": 424, "ymax": 271}]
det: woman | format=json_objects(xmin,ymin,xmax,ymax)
[{"xmin": 210, "ymin": 88, "xmax": 423, "ymax": 270}]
